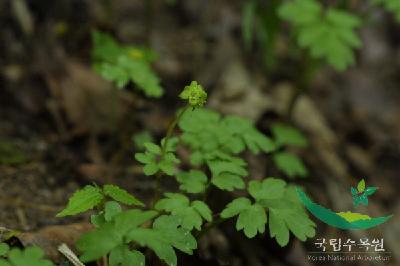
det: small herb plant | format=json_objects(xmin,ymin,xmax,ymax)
[
  {"xmin": 58, "ymin": 81, "xmax": 316, "ymax": 265},
  {"xmin": 92, "ymin": 30, "xmax": 163, "ymax": 97},
  {"xmin": 0, "ymin": 243, "xmax": 53, "ymax": 266},
  {"xmin": 243, "ymin": 0, "xmax": 400, "ymax": 71}
]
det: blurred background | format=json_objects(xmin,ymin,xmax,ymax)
[{"xmin": 0, "ymin": 0, "xmax": 399, "ymax": 265}]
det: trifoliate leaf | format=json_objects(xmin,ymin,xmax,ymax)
[
  {"xmin": 211, "ymin": 172, "xmax": 245, "ymax": 191},
  {"xmin": 273, "ymin": 152, "xmax": 308, "ymax": 178},
  {"xmin": 77, "ymin": 209, "xmax": 157, "ymax": 262},
  {"xmin": 0, "ymin": 244, "xmax": 9, "ymax": 257},
  {"xmin": 6, "ymin": 247, "xmax": 54, "ymax": 266},
  {"xmin": 92, "ymin": 30, "xmax": 163, "ymax": 97},
  {"xmin": 357, "ymin": 179, "xmax": 366, "ymax": 193},
  {"xmin": 221, "ymin": 198, "xmax": 266, "ymax": 238},
  {"xmin": 77, "ymin": 223, "xmax": 122, "ymax": 262},
  {"xmin": 223, "ymin": 116, "xmax": 275, "ymax": 153},
  {"xmin": 176, "ymin": 170, "xmax": 208, "ymax": 193},
  {"xmin": 104, "ymin": 201, "xmax": 122, "ymax": 222},
  {"xmin": 104, "ymin": 185, "xmax": 144, "ymax": 206},
  {"xmin": 126, "ymin": 215, "xmax": 197, "ymax": 266},
  {"xmin": 179, "ymin": 108, "xmax": 275, "ymax": 158},
  {"xmin": 278, "ymin": 0, "xmax": 362, "ymax": 70},
  {"xmin": 271, "ymin": 123, "xmax": 308, "ymax": 148},
  {"xmin": 135, "ymin": 142, "xmax": 179, "ymax": 176},
  {"xmin": 248, "ymin": 178, "xmax": 286, "ymax": 201},
  {"xmin": 57, "ymin": 185, "xmax": 104, "ymax": 217},
  {"xmin": 265, "ymin": 186, "xmax": 316, "ymax": 246},
  {"xmin": 109, "ymin": 245, "xmax": 145, "ymax": 266},
  {"xmin": 155, "ymin": 193, "xmax": 212, "ymax": 230}
]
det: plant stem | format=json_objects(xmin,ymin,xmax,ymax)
[
  {"xmin": 151, "ymin": 105, "xmax": 190, "ymax": 207},
  {"xmin": 196, "ymin": 216, "xmax": 225, "ymax": 240},
  {"xmin": 161, "ymin": 105, "xmax": 190, "ymax": 155}
]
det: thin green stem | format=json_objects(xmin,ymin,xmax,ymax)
[
  {"xmin": 151, "ymin": 105, "xmax": 190, "ymax": 207},
  {"xmin": 195, "ymin": 216, "xmax": 225, "ymax": 240},
  {"xmin": 161, "ymin": 105, "xmax": 190, "ymax": 155}
]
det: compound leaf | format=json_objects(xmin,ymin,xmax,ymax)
[
  {"xmin": 155, "ymin": 194, "xmax": 212, "ymax": 230},
  {"xmin": 77, "ymin": 210, "xmax": 157, "ymax": 262},
  {"xmin": 7, "ymin": 247, "xmax": 53, "ymax": 266},
  {"xmin": 77, "ymin": 223, "xmax": 123, "ymax": 262},
  {"xmin": 126, "ymin": 215, "xmax": 197, "ymax": 266},
  {"xmin": 279, "ymin": 0, "xmax": 362, "ymax": 70},
  {"xmin": 92, "ymin": 30, "xmax": 163, "ymax": 97}
]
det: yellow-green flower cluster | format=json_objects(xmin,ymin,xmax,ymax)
[{"xmin": 179, "ymin": 81, "xmax": 207, "ymax": 108}]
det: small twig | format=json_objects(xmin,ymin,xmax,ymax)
[{"xmin": 58, "ymin": 243, "xmax": 85, "ymax": 266}]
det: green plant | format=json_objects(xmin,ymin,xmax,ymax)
[
  {"xmin": 0, "ymin": 244, "xmax": 53, "ymax": 266},
  {"xmin": 279, "ymin": 0, "xmax": 362, "ymax": 71},
  {"xmin": 58, "ymin": 81, "xmax": 316, "ymax": 266},
  {"xmin": 243, "ymin": 0, "xmax": 400, "ymax": 72},
  {"xmin": 92, "ymin": 30, "xmax": 163, "ymax": 97},
  {"xmin": 270, "ymin": 123, "xmax": 308, "ymax": 178}
]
